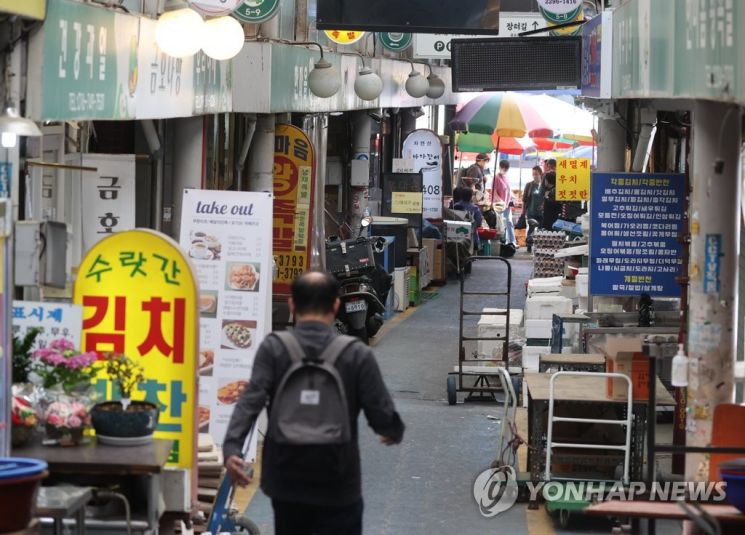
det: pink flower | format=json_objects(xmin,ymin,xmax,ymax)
[
  {"xmin": 68, "ymin": 416, "xmax": 82, "ymax": 428},
  {"xmin": 46, "ymin": 413, "xmax": 63, "ymax": 427},
  {"xmin": 49, "ymin": 338, "xmax": 75, "ymax": 352},
  {"xmin": 70, "ymin": 402, "xmax": 87, "ymax": 417}
]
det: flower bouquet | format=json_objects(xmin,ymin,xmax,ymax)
[
  {"xmin": 11, "ymin": 395, "xmax": 39, "ymax": 447},
  {"xmin": 32, "ymin": 338, "xmax": 98, "ymax": 446},
  {"xmin": 43, "ymin": 398, "xmax": 91, "ymax": 446}
]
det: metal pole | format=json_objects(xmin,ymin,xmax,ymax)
[
  {"xmin": 686, "ymin": 102, "xmax": 742, "ymax": 479},
  {"xmin": 246, "ymin": 114, "xmax": 275, "ymax": 192},
  {"xmin": 350, "ymin": 111, "xmax": 372, "ymax": 238}
]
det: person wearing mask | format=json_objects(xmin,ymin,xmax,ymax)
[
  {"xmin": 542, "ymin": 158, "xmax": 561, "ymax": 231},
  {"xmin": 457, "ymin": 153, "xmax": 490, "ymax": 191},
  {"xmin": 453, "ymin": 186, "xmax": 483, "ymax": 251},
  {"xmin": 494, "ymin": 160, "xmax": 517, "ymax": 248},
  {"xmin": 522, "ymin": 166, "xmax": 545, "ymax": 252}
]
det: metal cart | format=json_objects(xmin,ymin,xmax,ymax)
[
  {"xmin": 446, "ymin": 256, "xmax": 513, "ymax": 405},
  {"xmin": 543, "ymin": 371, "xmax": 633, "ymax": 528}
]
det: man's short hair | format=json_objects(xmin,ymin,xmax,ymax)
[
  {"xmin": 546, "ymin": 158, "xmax": 557, "ymax": 169},
  {"xmin": 532, "ymin": 165, "xmax": 543, "ymax": 174},
  {"xmin": 452, "ymin": 186, "xmax": 464, "ymax": 203},
  {"xmin": 476, "ymin": 152, "xmax": 490, "ymax": 162},
  {"xmin": 460, "ymin": 187, "xmax": 473, "ymax": 203},
  {"xmin": 499, "ymin": 159, "xmax": 510, "ymax": 171},
  {"xmin": 291, "ymin": 271, "xmax": 340, "ymax": 316}
]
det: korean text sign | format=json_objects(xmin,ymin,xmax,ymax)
[
  {"xmin": 402, "ymin": 129, "xmax": 443, "ymax": 219},
  {"xmin": 73, "ymin": 230, "xmax": 198, "ymax": 468},
  {"xmin": 556, "ymin": 158, "xmax": 591, "ymax": 201},
  {"xmin": 12, "ymin": 301, "xmax": 83, "ymax": 350},
  {"xmin": 273, "ymin": 124, "xmax": 316, "ymax": 296},
  {"xmin": 590, "ymin": 172, "xmax": 685, "ymax": 297}
]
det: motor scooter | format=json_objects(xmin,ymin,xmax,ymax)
[{"xmin": 326, "ymin": 217, "xmax": 391, "ymax": 344}]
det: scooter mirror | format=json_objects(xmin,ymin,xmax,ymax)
[{"xmin": 360, "ymin": 216, "xmax": 372, "ymax": 228}]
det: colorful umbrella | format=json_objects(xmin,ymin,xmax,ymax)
[
  {"xmin": 450, "ymin": 92, "xmax": 554, "ymax": 139},
  {"xmin": 455, "ymin": 132, "xmax": 535, "ymax": 155}
]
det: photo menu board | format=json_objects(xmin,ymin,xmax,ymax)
[{"xmin": 179, "ymin": 189, "xmax": 273, "ymax": 447}]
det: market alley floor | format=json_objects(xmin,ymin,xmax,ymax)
[{"xmin": 242, "ymin": 255, "xmax": 667, "ymax": 535}]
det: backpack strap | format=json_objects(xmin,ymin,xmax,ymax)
[
  {"xmin": 317, "ymin": 335, "xmax": 358, "ymax": 367},
  {"xmin": 273, "ymin": 331, "xmax": 307, "ymax": 364}
]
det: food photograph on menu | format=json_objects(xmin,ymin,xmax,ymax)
[
  {"xmin": 188, "ymin": 229, "xmax": 222, "ymax": 261},
  {"xmin": 220, "ymin": 320, "xmax": 256, "ymax": 350},
  {"xmin": 198, "ymin": 291, "xmax": 218, "ymax": 318},
  {"xmin": 225, "ymin": 262, "xmax": 261, "ymax": 292},
  {"xmin": 217, "ymin": 379, "xmax": 249, "ymax": 406}
]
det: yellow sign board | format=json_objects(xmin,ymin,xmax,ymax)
[
  {"xmin": 324, "ymin": 29, "xmax": 365, "ymax": 45},
  {"xmin": 73, "ymin": 230, "xmax": 198, "ymax": 469},
  {"xmin": 0, "ymin": 0, "xmax": 46, "ymax": 19},
  {"xmin": 556, "ymin": 158, "xmax": 591, "ymax": 201},
  {"xmin": 392, "ymin": 191, "xmax": 424, "ymax": 214},
  {"xmin": 273, "ymin": 124, "xmax": 316, "ymax": 296}
]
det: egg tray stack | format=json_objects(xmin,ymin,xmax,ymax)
[
  {"xmin": 532, "ymin": 231, "xmax": 566, "ymax": 278},
  {"xmin": 193, "ymin": 433, "xmax": 224, "ymax": 533}
]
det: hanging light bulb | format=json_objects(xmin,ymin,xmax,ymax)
[
  {"xmin": 405, "ymin": 62, "xmax": 429, "ymax": 98},
  {"xmin": 155, "ymin": 7, "xmax": 205, "ymax": 58},
  {"xmin": 1, "ymin": 132, "xmax": 17, "ymax": 148},
  {"xmin": 201, "ymin": 16, "xmax": 245, "ymax": 60},
  {"xmin": 354, "ymin": 64, "xmax": 383, "ymax": 101},
  {"xmin": 426, "ymin": 72, "xmax": 446, "ymax": 99}
]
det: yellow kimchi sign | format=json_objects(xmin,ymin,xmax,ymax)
[
  {"xmin": 273, "ymin": 124, "xmax": 316, "ymax": 296},
  {"xmin": 556, "ymin": 157, "xmax": 591, "ymax": 201},
  {"xmin": 324, "ymin": 29, "xmax": 365, "ymax": 44},
  {"xmin": 73, "ymin": 230, "xmax": 198, "ymax": 469}
]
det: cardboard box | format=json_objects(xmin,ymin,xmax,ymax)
[
  {"xmin": 606, "ymin": 352, "xmax": 650, "ymax": 401},
  {"xmin": 525, "ymin": 295, "xmax": 573, "ymax": 320}
]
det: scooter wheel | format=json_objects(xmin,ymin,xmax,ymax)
[
  {"xmin": 447, "ymin": 376, "xmax": 457, "ymax": 405},
  {"xmin": 232, "ymin": 514, "xmax": 261, "ymax": 535}
]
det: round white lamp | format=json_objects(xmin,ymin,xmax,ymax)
[
  {"xmin": 155, "ymin": 8, "xmax": 205, "ymax": 58},
  {"xmin": 405, "ymin": 63, "xmax": 429, "ymax": 98},
  {"xmin": 0, "ymin": 104, "xmax": 42, "ymax": 148},
  {"xmin": 354, "ymin": 66, "xmax": 383, "ymax": 101},
  {"xmin": 308, "ymin": 57, "xmax": 340, "ymax": 98},
  {"xmin": 426, "ymin": 72, "xmax": 446, "ymax": 99},
  {"xmin": 201, "ymin": 16, "xmax": 245, "ymax": 60}
]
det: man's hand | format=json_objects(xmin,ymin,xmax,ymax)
[
  {"xmin": 379, "ymin": 435, "xmax": 397, "ymax": 446},
  {"xmin": 225, "ymin": 455, "xmax": 252, "ymax": 487}
]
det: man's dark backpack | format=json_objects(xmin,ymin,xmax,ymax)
[{"xmin": 268, "ymin": 331, "xmax": 357, "ymax": 445}]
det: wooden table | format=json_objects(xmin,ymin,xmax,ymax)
[
  {"xmin": 585, "ymin": 500, "xmax": 745, "ymax": 534},
  {"xmin": 13, "ymin": 439, "xmax": 172, "ymax": 534},
  {"xmin": 13, "ymin": 438, "xmax": 172, "ymax": 476},
  {"xmin": 524, "ymin": 373, "xmax": 675, "ymax": 405},
  {"xmin": 538, "ymin": 353, "xmax": 606, "ymax": 373}
]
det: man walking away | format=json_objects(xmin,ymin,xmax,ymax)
[
  {"xmin": 223, "ymin": 272, "xmax": 405, "ymax": 535},
  {"xmin": 457, "ymin": 152, "xmax": 490, "ymax": 190},
  {"xmin": 494, "ymin": 160, "xmax": 517, "ymax": 247},
  {"xmin": 522, "ymin": 165, "xmax": 544, "ymax": 252},
  {"xmin": 542, "ymin": 158, "xmax": 561, "ymax": 231}
]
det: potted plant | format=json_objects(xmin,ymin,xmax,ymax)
[
  {"xmin": 10, "ymin": 395, "xmax": 38, "ymax": 448},
  {"xmin": 90, "ymin": 353, "xmax": 159, "ymax": 444},
  {"xmin": 31, "ymin": 338, "xmax": 98, "ymax": 446},
  {"xmin": 12, "ymin": 328, "xmax": 41, "ymax": 385}
]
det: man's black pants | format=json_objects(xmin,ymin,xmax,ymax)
[{"xmin": 272, "ymin": 499, "xmax": 363, "ymax": 535}]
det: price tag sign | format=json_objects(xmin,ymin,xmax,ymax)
[{"xmin": 391, "ymin": 192, "xmax": 423, "ymax": 214}]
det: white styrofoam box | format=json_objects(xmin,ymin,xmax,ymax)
[
  {"xmin": 445, "ymin": 220, "xmax": 472, "ymax": 242},
  {"xmin": 525, "ymin": 295, "xmax": 573, "ymax": 320},
  {"xmin": 522, "ymin": 379, "xmax": 529, "ymax": 408},
  {"xmin": 476, "ymin": 308, "xmax": 524, "ymax": 357},
  {"xmin": 525, "ymin": 319, "xmax": 553, "ymax": 339},
  {"xmin": 522, "ymin": 344, "xmax": 550, "ymax": 371},
  {"xmin": 560, "ymin": 281, "xmax": 578, "ymax": 299},
  {"xmin": 393, "ymin": 267, "xmax": 410, "ymax": 312},
  {"xmin": 527, "ymin": 276, "xmax": 564, "ymax": 296},
  {"xmin": 577, "ymin": 273, "xmax": 589, "ymax": 297}
]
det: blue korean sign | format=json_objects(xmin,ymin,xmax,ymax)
[{"xmin": 590, "ymin": 172, "xmax": 685, "ymax": 297}]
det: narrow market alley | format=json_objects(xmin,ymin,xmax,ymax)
[{"xmin": 244, "ymin": 256, "xmax": 597, "ymax": 534}]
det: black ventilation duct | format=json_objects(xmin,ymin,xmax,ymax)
[{"xmin": 451, "ymin": 36, "xmax": 582, "ymax": 92}]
